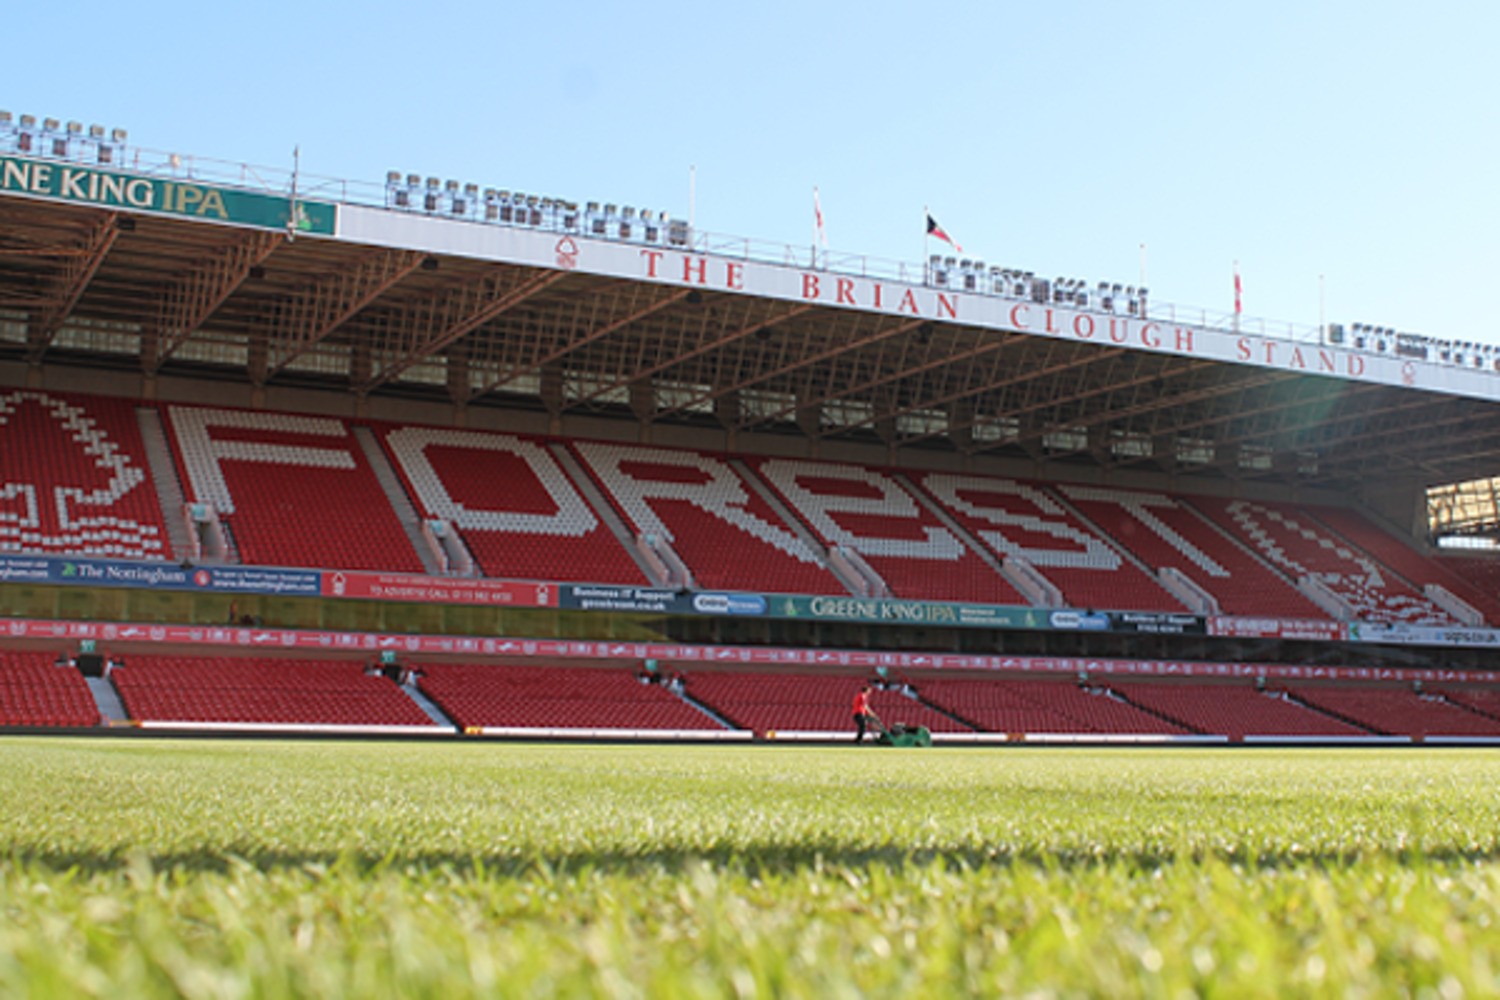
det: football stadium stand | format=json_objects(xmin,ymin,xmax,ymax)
[
  {"xmin": 1434, "ymin": 687, "xmax": 1500, "ymax": 724},
  {"xmin": 913, "ymin": 677, "xmax": 1188, "ymax": 736},
  {"xmin": 1190, "ymin": 496, "xmax": 1454, "ymax": 625},
  {"xmin": 1284, "ymin": 684, "xmax": 1500, "ymax": 739},
  {"xmin": 112, "ymin": 656, "xmax": 434, "ymax": 727},
  {"xmin": 163, "ymin": 406, "xmax": 424, "ymax": 573},
  {"xmin": 1441, "ymin": 555, "xmax": 1500, "ymax": 601},
  {"xmin": 743, "ymin": 456, "xmax": 1027, "ymax": 603},
  {"xmin": 1108, "ymin": 681, "xmax": 1369, "ymax": 740},
  {"xmin": 0, "ymin": 390, "xmax": 169, "ymax": 560},
  {"xmin": 572, "ymin": 441, "xmax": 847, "ymax": 595},
  {"xmin": 0, "ymin": 385, "xmax": 1491, "ymax": 630},
  {"xmin": 416, "ymin": 663, "xmax": 720, "ymax": 733},
  {"xmin": 680, "ymin": 671, "xmax": 960, "ymax": 736},
  {"xmin": 0, "ymin": 651, "xmax": 100, "ymax": 727},
  {"xmin": 1056, "ymin": 484, "xmax": 1328, "ymax": 619},
  {"xmin": 915, "ymin": 473, "xmax": 1184, "ymax": 612},
  {"xmin": 379, "ymin": 425, "xmax": 647, "ymax": 584},
  {"xmin": 1308, "ymin": 505, "xmax": 1500, "ymax": 625}
]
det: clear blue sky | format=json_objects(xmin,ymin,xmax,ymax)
[{"xmin": 10, "ymin": 0, "xmax": 1499, "ymax": 344}]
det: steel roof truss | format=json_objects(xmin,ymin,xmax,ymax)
[
  {"xmin": 27, "ymin": 211, "xmax": 120, "ymax": 360},
  {"xmin": 265, "ymin": 249, "xmax": 426, "ymax": 379},
  {"xmin": 153, "ymin": 230, "xmax": 284, "ymax": 367}
]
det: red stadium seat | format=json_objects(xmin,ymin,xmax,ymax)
[
  {"xmin": 163, "ymin": 405, "xmax": 423, "ymax": 573},
  {"xmin": 417, "ymin": 663, "xmax": 721, "ymax": 731},
  {"xmin": 918, "ymin": 473, "xmax": 1183, "ymax": 612},
  {"xmin": 915, "ymin": 677, "xmax": 1186, "ymax": 735},
  {"xmin": 1058, "ymin": 484, "xmax": 1327, "ymax": 619},
  {"xmin": 681, "ymin": 671, "xmax": 961, "ymax": 736},
  {"xmin": 1191, "ymin": 496, "xmax": 1452, "ymax": 625},
  {"xmin": 1286, "ymin": 684, "xmax": 1500, "ymax": 738},
  {"xmin": 112, "ymin": 656, "xmax": 434, "ymax": 727},
  {"xmin": 0, "ymin": 651, "xmax": 100, "ymax": 727},
  {"xmin": 573, "ymin": 441, "xmax": 846, "ymax": 595},
  {"xmin": 745, "ymin": 457, "xmax": 1025, "ymax": 604},
  {"xmin": 380, "ymin": 425, "xmax": 647, "ymax": 585},
  {"xmin": 0, "ymin": 391, "xmax": 169, "ymax": 560}
]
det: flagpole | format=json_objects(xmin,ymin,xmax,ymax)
[
  {"xmin": 812, "ymin": 185, "xmax": 820, "ymax": 271},
  {"xmin": 287, "ymin": 145, "xmax": 300, "ymax": 243},
  {"xmin": 1232, "ymin": 260, "xmax": 1241, "ymax": 334},
  {"xmin": 923, "ymin": 204, "xmax": 930, "ymax": 284}
]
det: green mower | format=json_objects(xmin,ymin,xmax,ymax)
[{"xmin": 876, "ymin": 721, "xmax": 932, "ymax": 748}]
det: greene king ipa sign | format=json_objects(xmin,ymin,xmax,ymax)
[{"xmin": 0, "ymin": 154, "xmax": 336, "ymax": 234}]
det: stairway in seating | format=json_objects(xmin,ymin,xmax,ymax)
[
  {"xmin": 351, "ymin": 426, "xmax": 445, "ymax": 576},
  {"xmin": 728, "ymin": 456, "xmax": 865, "ymax": 596},
  {"xmin": 548, "ymin": 442, "xmax": 666, "ymax": 585},
  {"xmin": 136, "ymin": 407, "xmax": 194, "ymax": 562},
  {"xmin": 85, "ymin": 675, "xmax": 130, "ymax": 725},
  {"xmin": 401, "ymin": 678, "xmax": 457, "ymax": 728}
]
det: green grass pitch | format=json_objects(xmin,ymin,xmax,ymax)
[{"xmin": 3, "ymin": 738, "xmax": 1500, "ymax": 997}]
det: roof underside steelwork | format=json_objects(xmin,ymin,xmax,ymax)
[{"xmin": 3, "ymin": 195, "xmax": 1499, "ymax": 492}]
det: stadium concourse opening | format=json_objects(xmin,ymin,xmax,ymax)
[{"xmin": 2, "ymin": 113, "xmax": 1500, "ymax": 743}]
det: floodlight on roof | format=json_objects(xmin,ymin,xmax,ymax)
[
  {"xmin": 88, "ymin": 123, "xmax": 103, "ymax": 139},
  {"xmin": 66, "ymin": 120, "xmax": 81, "ymax": 135},
  {"xmin": 44, "ymin": 118, "xmax": 69, "ymax": 156},
  {"xmin": 450, "ymin": 182, "xmax": 472, "ymax": 215},
  {"xmin": 19, "ymin": 114, "xmax": 36, "ymax": 128},
  {"xmin": 386, "ymin": 171, "xmax": 410, "ymax": 209},
  {"xmin": 110, "ymin": 127, "xmax": 126, "ymax": 143},
  {"xmin": 0, "ymin": 111, "xmax": 10, "ymax": 127}
]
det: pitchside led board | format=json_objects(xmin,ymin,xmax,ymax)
[{"xmin": 0, "ymin": 154, "xmax": 336, "ymax": 235}]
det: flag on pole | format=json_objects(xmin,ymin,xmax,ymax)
[
  {"xmin": 813, "ymin": 186, "xmax": 828, "ymax": 250},
  {"xmin": 1234, "ymin": 262, "xmax": 1243, "ymax": 315},
  {"xmin": 926, "ymin": 213, "xmax": 963, "ymax": 253}
]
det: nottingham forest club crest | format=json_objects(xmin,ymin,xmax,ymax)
[{"xmin": 555, "ymin": 237, "xmax": 579, "ymax": 270}]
